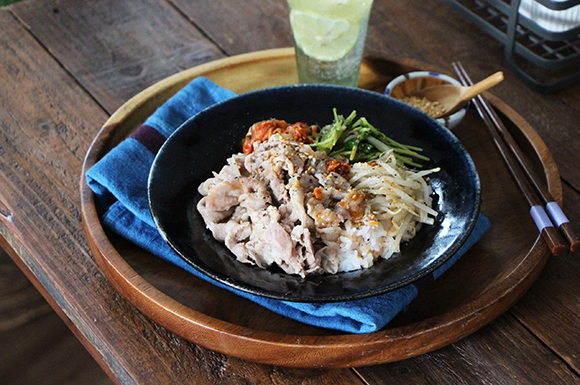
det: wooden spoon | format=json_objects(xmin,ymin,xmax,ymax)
[{"xmin": 416, "ymin": 71, "xmax": 504, "ymax": 119}]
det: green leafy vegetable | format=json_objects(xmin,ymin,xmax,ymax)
[{"xmin": 311, "ymin": 109, "xmax": 429, "ymax": 168}]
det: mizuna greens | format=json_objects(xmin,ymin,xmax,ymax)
[{"xmin": 311, "ymin": 109, "xmax": 430, "ymax": 168}]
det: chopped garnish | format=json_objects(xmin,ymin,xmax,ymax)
[
  {"xmin": 242, "ymin": 119, "xmax": 315, "ymax": 155},
  {"xmin": 311, "ymin": 109, "xmax": 430, "ymax": 168},
  {"xmin": 326, "ymin": 159, "xmax": 351, "ymax": 177}
]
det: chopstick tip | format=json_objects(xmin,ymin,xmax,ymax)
[
  {"xmin": 553, "ymin": 244, "xmax": 567, "ymax": 256},
  {"xmin": 558, "ymin": 222, "xmax": 580, "ymax": 253},
  {"xmin": 543, "ymin": 226, "xmax": 567, "ymax": 256}
]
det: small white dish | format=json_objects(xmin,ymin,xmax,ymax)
[{"xmin": 385, "ymin": 71, "xmax": 468, "ymax": 130}]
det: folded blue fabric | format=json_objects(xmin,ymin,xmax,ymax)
[{"xmin": 86, "ymin": 77, "xmax": 490, "ymax": 334}]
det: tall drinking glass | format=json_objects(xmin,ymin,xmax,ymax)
[{"xmin": 286, "ymin": 0, "xmax": 374, "ymax": 87}]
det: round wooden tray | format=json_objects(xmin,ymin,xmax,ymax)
[{"xmin": 80, "ymin": 48, "xmax": 560, "ymax": 368}]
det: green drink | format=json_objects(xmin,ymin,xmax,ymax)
[{"xmin": 287, "ymin": 0, "xmax": 374, "ymax": 87}]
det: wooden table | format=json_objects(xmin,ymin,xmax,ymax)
[{"xmin": 2, "ymin": 0, "xmax": 580, "ymax": 383}]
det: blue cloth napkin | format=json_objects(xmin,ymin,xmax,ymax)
[{"xmin": 86, "ymin": 77, "xmax": 490, "ymax": 334}]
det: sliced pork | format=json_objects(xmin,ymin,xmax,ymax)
[{"xmin": 196, "ymin": 129, "xmax": 375, "ymax": 277}]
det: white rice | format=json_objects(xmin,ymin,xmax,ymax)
[{"xmin": 197, "ymin": 133, "xmax": 439, "ymax": 276}]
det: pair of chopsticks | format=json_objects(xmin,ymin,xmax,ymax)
[{"xmin": 452, "ymin": 62, "xmax": 580, "ymax": 256}]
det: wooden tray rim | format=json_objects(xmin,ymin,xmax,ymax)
[{"xmin": 80, "ymin": 48, "xmax": 558, "ymax": 368}]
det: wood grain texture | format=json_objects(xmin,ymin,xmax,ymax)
[
  {"xmin": 12, "ymin": 0, "xmax": 225, "ymax": 114},
  {"xmin": 510, "ymin": 182, "xmax": 580, "ymax": 374},
  {"xmin": 0, "ymin": 6, "xmax": 363, "ymax": 385},
  {"xmin": 169, "ymin": 0, "xmax": 294, "ymax": 54},
  {"xmin": 356, "ymin": 315, "xmax": 579, "ymax": 384},
  {"xmin": 1, "ymin": 0, "xmax": 580, "ymax": 382},
  {"xmin": 0, "ymin": 250, "xmax": 105, "ymax": 385},
  {"xmin": 80, "ymin": 50, "xmax": 557, "ymax": 368},
  {"xmin": 365, "ymin": 0, "xmax": 580, "ymax": 192},
  {"xmin": 0, "ymin": 247, "xmax": 52, "ymax": 331},
  {"xmin": 0, "ymin": 313, "xmax": 114, "ymax": 385}
]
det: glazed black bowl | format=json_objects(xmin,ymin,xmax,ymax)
[{"xmin": 148, "ymin": 84, "xmax": 481, "ymax": 302}]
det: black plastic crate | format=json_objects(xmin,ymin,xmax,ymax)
[{"xmin": 440, "ymin": 0, "xmax": 580, "ymax": 93}]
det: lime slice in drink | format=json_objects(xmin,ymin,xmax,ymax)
[{"xmin": 290, "ymin": 10, "xmax": 360, "ymax": 62}]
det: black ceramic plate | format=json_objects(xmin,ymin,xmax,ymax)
[{"xmin": 148, "ymin": 85, "xmax": 481, "ymax": 302}]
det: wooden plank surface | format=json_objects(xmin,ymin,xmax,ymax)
[
  {"xmin": 0, "ymin": 246, "xmax": 51, "ymax": 331},
  {"xmin": 170, "ymin": 0, "xmax": 294, "ymax": 54},
  {"xmin": 0, "ymin": 3, "xmax": 364, "ymax": 384},
  {"xmin": 357, "ymin": 314, "xmax": 579, "ymax": 384},
  {"xmin": 0, "ymin": 245, "xmax": 114, "ymax": 385},
  {"xmin": 11, "ymin": 0, "xmax": 225, "ymax": 114},
  {"xmin": 510, "ymin": 182, "xmax": 580, "ymax": 373},
  {"xmin": 1, "ymin": 0, "xmax": 580, "ymax": 383},
  {"xmin": 364, "ymin": 0, "xmax": 580, "ymax": 191}
]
